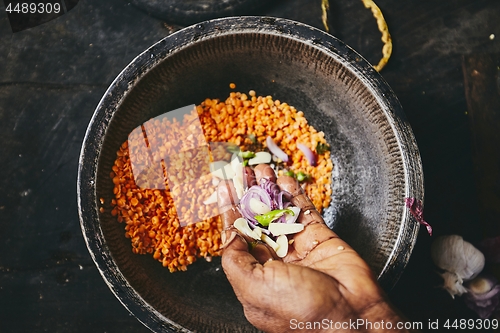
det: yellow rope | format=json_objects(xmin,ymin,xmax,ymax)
[
  {"xmin": 360, "ymin": 0, "xmax": 392, "ymax": 72},
  {"xmin": 320, "ymin": 0, "xmax": 392, "ymax": 72},
  {"xmin": 321, "ymin": 0, "xmax": 330, "ymax": 33}
]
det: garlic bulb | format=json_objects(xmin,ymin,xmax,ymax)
[
  {"xmin": 431, "ymin": 235, "xmax": 485, "ymax": 298},
  {"xmin": 464, "ymin": 275, "xmax": 500, "ymax": 319}
]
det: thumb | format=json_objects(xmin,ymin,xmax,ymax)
[{"xmin": 221, "ymin": 231, "xmax": 261, "ymax": 292}]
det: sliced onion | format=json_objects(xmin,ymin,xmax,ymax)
[
  {"xmin": 260, "ymin": 178, "xmax": 280, "ymax": 209},
  {"xmin": 276, "ymin": 192, "xmax": 285, "ymax": 210},
  {"xmin": 239, "ymin": 185, "xmax": 272, "ymax": 224},
  {"xmin": 266, "ymin": 136, "xmax": 288, "ymax": 162},
  {"xmin": 297, "ymin": 143, "xmax": 317, "ymax": 166}
]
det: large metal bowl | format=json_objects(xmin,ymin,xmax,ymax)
[{"xmin": 78, "ymin": 16, "xmax": 424, "ymax": 333}]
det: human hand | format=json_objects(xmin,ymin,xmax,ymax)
[{"xmin": 218, "ymin": 164, "xmax": 413, "ymax": 333}]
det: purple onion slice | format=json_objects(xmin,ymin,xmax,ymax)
[
  {"xmin": 266, "ymin": 136, "xmax": 288, "ymax": 162},
  {"xmin": 297, "ymin": 143, "xmax": 317, "ymax": 166}
]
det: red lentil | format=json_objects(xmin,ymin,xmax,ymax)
[{"xmin": 110, "ymin": 90, "xmax": 333, "ymax": 272}]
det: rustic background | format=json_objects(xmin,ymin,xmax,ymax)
[{"xmin": 1, "ymin": 0, "xmax": 499, "ymax": 331}]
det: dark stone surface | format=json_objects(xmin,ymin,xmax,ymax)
[{"xmin": 1, "ymin": 0, "xmax": 499, "ymax": 332}]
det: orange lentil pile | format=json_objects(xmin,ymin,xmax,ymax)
[{"xmin": 109, "ymin": 90, "xmax": 333, "ymax": 272}]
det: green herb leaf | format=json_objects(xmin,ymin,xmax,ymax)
[
  {"xmin": 296, "ymin": 171, "xmax": 311, "ymax": 182},
  {"xmin": 240, "ymin": 151, "xmax": 256, "ymax": 159},
  {"xmin": 316, "ymin": 142, "xmax": 331, "ymax": 155},
  {"xmin": 255, "ymin": 209, "xmax": 295, "ymax": 227},
  {"xmin": 226, "ymin": 144, "xmax": 241, "ymax": 154},
  {"xmin": 248, "ymin": 134, "xmax": 257, "ymax": 144}
]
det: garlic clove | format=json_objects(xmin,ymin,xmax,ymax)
[
  {"xmin": 249, "ymin": 197, "xmax": 271, "ymax": 215},
  {"xmin": 252, "ymin": 226, "xmax": 263, "ymax": 239},
  {"xmin": 461, "ymin": 239, "xmax": 485, "ymax": 280},
  {"xmin": 261, "ymin": 234, "xmax": 279, "ymax": 252},
  {"xmin": 233, "ymin": 218, "xmax": 260, "ymax": 240},
  {"xmin": 231, "ymin": 154, "xmax": 243, "ymax": 175},
  {"xmin": 275, "ymin": 235, "xmax": 289, "ymax": 258},
  {"xmin": 268, "ymin": 222, "xmax": 304, "ymax": 236},
  {"xmin": 248, "ymin": 151, "xmax": 272, "ymax": 165},
  {"xmin": 233, "ymin": 173, "xmax": 245, "ymax": 199},
  {"xmin": 230, "ymin": 155, "xmax": 245, "ymax": 199}
]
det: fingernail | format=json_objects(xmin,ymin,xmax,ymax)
[{"xmin": 220, "ymin": 230, "xmax": 238, "ymax": 249}]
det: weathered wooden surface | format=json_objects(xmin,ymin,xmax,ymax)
[{"xmin": 463, "ymin": 54, "xmax": 500, "ymax": 237}]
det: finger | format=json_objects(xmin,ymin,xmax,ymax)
[
  {"xmin": 217, "ymin": 180, "xmax": 242, "ymax": 229},
  {"xmin": 217, "ymin": 166, "xmax": 256, "ymax": 215},
  {"xmin": 243, "ymin": 166, "xmax": 257, "ymax": 188},
  {"xmin": 276, "ymin": 175, "xmax": 327, "ymax": 229},
  {"xmin": 276, "ymin": 175, "xmax": 353, "ymax": 263},
  {"xmin": 221, "ymin": 231, "xmax": 259, "ymax": 278},
  {"xmin": 217, "ymin": 180, "xmax": 252, "ymax": 244},
  {"xmin": 254, "ymin": 164, "xmax": 277, "ymax": 184},
  {"xmin": 251, "ymin": 242, "xmax": 281, "ymax": 263},
  {"xmin": 221, "ymin": 232, "xmax": 283, "ymax": 298},
  {"xmin": 220, "ymin": 230, "xmax": 272, "ymax": 299},
  {"xmin": 218, "ymin": 175, "xmax": 279, "ymax": 263}
]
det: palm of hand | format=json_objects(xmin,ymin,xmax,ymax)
[
  {"xmin": 222, "ymin": 225, "xmax": 384, "ymax": 333},
  {"xmin": 218, "ymin": 166, "xmax": 391, "ymax": 333}
]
